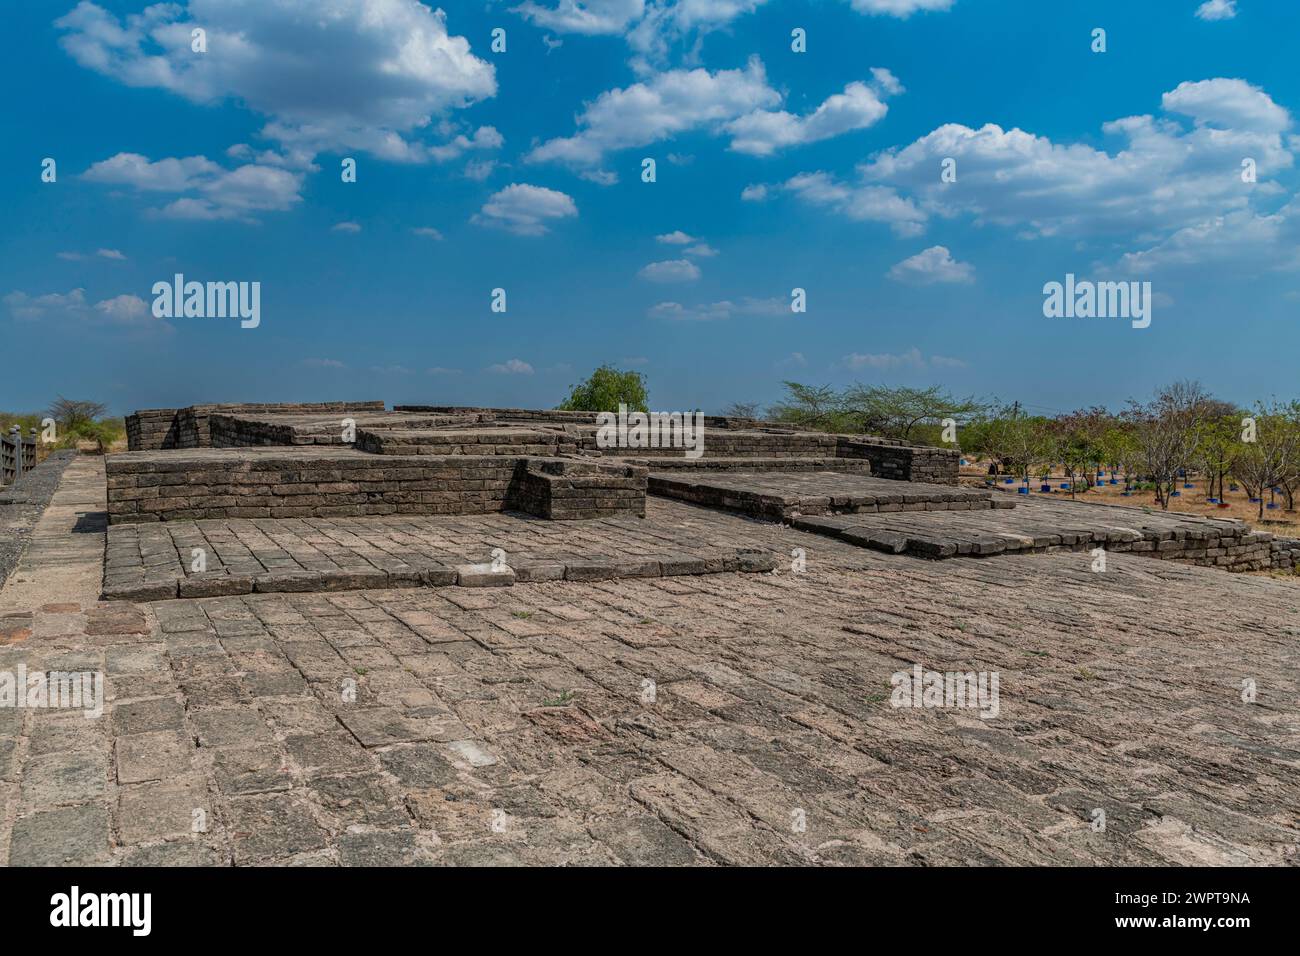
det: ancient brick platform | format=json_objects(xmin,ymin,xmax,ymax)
[
  {"xmin": 105, "ymin": 448, "xmax": 645, "ymax": 524},
  {"xmin": 100, "ymin": 499, "xmax": 786, "ymax": 601},
  {"xmin": 790, "ymin": 494, "xmax": 1277, "ymax": 569},
  {"xmin": 648, "ymin": 470, "xmax": 999, "ymax": 520}
]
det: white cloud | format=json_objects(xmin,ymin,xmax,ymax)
[
  {"xmin": 57, "ymin": 248, "xmax": 127, "ymax": 261},
  {"xmin": 332, "ymin": 221, "xmax": 361, "ymax": 233},
  {"xmin": 741, "ymin": 183, "xmax": 768, "ymax": 201},
  {"xmin": 369, "ymin": 364, "xmax": 413, "ymax": 375},
  {"xmin": 472, "ymin": 183, "xmax": 578, "ymax": 236},
  {"xmin": 777, "ymin": 351, "xmax": 807, "ymax": 368},
  {"xmin": 783, "ymin": 171, "xmax": 925, "ymax": 237},
  {"xmin": 887, "ymin": 245, "xmax": 974, "ymax": 284},
  {"xmin": 528, "ymin": 58, "xmax": 778, "ymax": 168},
  {"xmin": 648, "ymin": 296, "xmax": 785, "ymax": 320},
  {"xmin": 683, "ymin": 243, "xmax": 718, "ymax": 257},
  {"xmin": 302, "ymin": 357, "xmax": 346, "ymax": 368},
  {"xmin": 725, "ymin": 73, "xmax": 901, "ymax": 157},
  {"xmin": 656, "ymin": 230, "xmax": 695, "ymax": 244},
  {"xmin": 488, "ymin": 358, "xmax": 535, "ymax": 374},
  {"xmin": 527, "ymin": 58, "xmax": 898, "ymax": 172},
  {"xmin": 1195, "ymin": 0, "xmax": 1237, "ymax": 21},
  {"xmin": 428, "ymin": 126, "xmax": 503, "ymax": 162},
  {"xmin": 513, "ymin": 0, "xmax": 645, "ymax": 35},
  {"xmin": 83, "ymin": 152, "xmax": 304, "ymax": 222},
  {"xmin": 793, "ymin": 77, "xmax": 1294, "ymax": 257},
  {"xmin": 846, "ymin": 0, "xmax": 954, "ymax": 16},
  {"xmin": 426, "ymin": 366, "xmax": 462, "ymax": 375},
  {"xmin": 1117, "ymin": 199, "xmax": 1300, "ymax": 274},
  {"xmin": 5, "ymin": 288, "xmax": 164, "ymax": 330},
  {"xmin": 638, "ymin": 259, "xmax": 701, "ymax": 282},
  {"xmin": 411, "ymin": 226, "xmax": 445, "ymax": 240},
  {"xmin": 55, "ymin": 0, "xmax": 495, "ymax": 161}
]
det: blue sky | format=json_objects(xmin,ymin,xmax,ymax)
[{"xmin": 3, "ymin": 0, "xmax": 1298, "ymax": 417}]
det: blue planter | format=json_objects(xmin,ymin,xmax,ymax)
[
  {"xmin": 1229, "ymin": 484, "xmax": 1239, "ymax": 491},
  {"xmin": 1250, "ymin": 497, "xmax": 1261, "ymax": 503},
  {"xmin": 1267, "ymin": 502, "xmax": 1279, "ymax": 510},
  {"xmin": 1207, "ymin": 498, "xmax": 1219, "ymax": 504},
  {"xmin": 1004, "ymin": 478, "xmax": 1014, "ymax": 484},
  {"xmin": 1183, "ymin": 483, "xmax": 1194, "ymax": 489},
  {"xmin": 1109, "ymin": 479, "xmax": 1118, "ymax": 485},
  {"xmin": 1171, "ymin": 491, "xmax": 1181, "ymax": 497},
  {"xmin": 1060, "ymin": 482, "xmax": 1071, "ymax": 489},
  {"xmin": 1018, "ymin": 486, "xmax": 1029, "ymax": 495}
]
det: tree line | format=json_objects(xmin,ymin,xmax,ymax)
[{"xmin": 732, "ymin": 380, "xmax": 1300, "ymax": 518}]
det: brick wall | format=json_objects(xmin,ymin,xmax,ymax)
[
  {"xmin": 836, "ymin": 437, "xmax": 960, "ymax": 484},
  {"xmin": 106, "ymin": 449, "xmax": 649, "ymax": 523}
]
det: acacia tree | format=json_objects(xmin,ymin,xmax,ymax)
[
  {"xmin": 1233, "ymin": 403, "xmax": 1300, "ymax": 520},
  {"xmin": 1123, "ymin": 381, "xmax": 1218, "ymax": 510},
  {"xmin": 48, "ymin": 397, "xmax": 106, "ymax": 431},
  {"xmin": 968, "ymin": 403, "xmax": 1052, "ymax": 480},
  {"xmin": 838, "ymin": 384, "xmax": 987, "ymax": 443},
  {"xmin": 768, "ymin": 382, "xmax": 850, "ymax": 432},
  {"xmin": 1049, "ymin": 407, "xmax": 1111, "ymax": 498}
]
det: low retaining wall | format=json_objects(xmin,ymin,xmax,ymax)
[
  {"xmin": 837, "ymin": 437, "xmax": 960, "ymax": 484},
  {"xmin": 106, "ymin": 449, "xmax": 648, "ymax": 523},
  {"xmin": 512, "ymin": 459, "xmax": 646, "ymax": 519},
  {"xmin": 126, "ymin": 402, "xmax": 385, "ymax": 450}
]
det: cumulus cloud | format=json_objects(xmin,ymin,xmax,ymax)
[
  {"xmin": 472, "ymin": 184, "xmax": 578, "ymax": 236},
  {"xmin": 302, "ymin": 357, "xmax": 346, "ymax": 368},
  {"xmin": 83, "ymin": 152, "xmax": 303, "ymax": 221},
  {"xmin": 790, "ymin": 77, "xmax": 1294, "ymax": 260},
  {"xmin": 648, "ymin": 296, "xmax": 786, "ymax": 320},
  {"xmin": 488, "ymin": 358, "xmax": 535, "ymax": 374},
  {"xmin": 527, "ymin": 58, "xmax": 898, "ymax": 173},
  {"xmin": 5, "ymin": 288, "xmax": 164, "ymax": 330},
  {"xmin": 741, "ymin": 183, "xmax": 768, "ymax": 201},
  {"xmin": 513, "ymin": 0, "xmax": 645, "ymax": 35},
  {"xmin": 783, "ymin": 172, "xmax": 925, "ymax": 237},
  {"xmin": 725, "ymin": 71, "xmax": 902, "ymax": 157},
  {"xmin": 427, "ymin": 126, "xmax": 504, "ymax": 163},
  {"xmin": 656, "ymin": 230, "xmax": 695, "ymax": 244},
  {"xmin": 638, "ymin": 259, "xmax": 701, "ymax": 282},
  {"xmin": 887, "ymin": 245, "xmax": 974, "ymax": 284},
  {"xmin": 1195, "ymin": 0, "xmax": 1237, "ymax": 21},
  {"xmin": 411, "ymin": 226, "xmax": 445, "ymax": 240},
  {"xmin": 55, "ymin": 0, "xmax": 495, "ymax": 161},
  {"xmin": 332, "ymin": 221, "xmax": 361, "ymax": 233}
]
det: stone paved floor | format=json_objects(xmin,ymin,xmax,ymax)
[
  {"xmin": 3, "ymin": 458, "xmax": 1300, "ymax": 866},
  {"xmin": 102, "ymin": 501, "xmax": 828, "ymax": 600},
  {"xmin": 648, "ymin": 469, "xmax": 994, "ymax": 519},
  {"xmin": 792, "ymin": 493, "xmax": 1256, "ymax": 559}
]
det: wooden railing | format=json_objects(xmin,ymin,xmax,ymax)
[{"xmin": 1, "ymin": 427, "xmax": 37, "ymax": 487}]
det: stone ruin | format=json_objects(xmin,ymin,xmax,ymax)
[
  {"xmin": 100, "ymin": 400, "xmax": 1298, "ymax": 603},
  {"xmin": 114, "ymin": 401, "xmax": 960, "ymax": 524}
]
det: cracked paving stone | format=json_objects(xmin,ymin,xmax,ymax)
[{"xmin": 10, "ymin": 804, "xmax": 111, "ymax": 866}]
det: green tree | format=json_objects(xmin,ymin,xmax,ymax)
[
  {"xmin": 840, "ymin": 384, "xmax": 988, "ymax": 443},
  {"xmin": 556, "ymin": 365, "xmax": 648, "ymax": 413}
]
